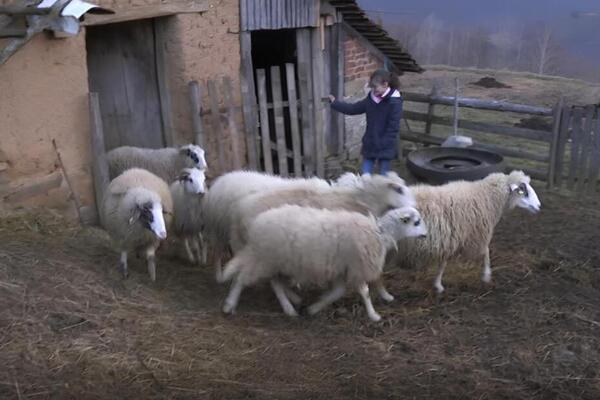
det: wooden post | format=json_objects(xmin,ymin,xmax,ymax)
[
  {"xmin": 576, "ymin": 105, "xmax": 596, "ymax": 192},
  {"xmin": 188, "ymin": 81, "xmax": 205, "ymax": 148},
  {"xmin": 296, "ymin": 28, "xmax": 314, "ymax": 177},
  {"xmin": 335, "ymin": 19, "xmax": 345, "ymax": 157},
  {"xmin": 222, "ymin": 76, "xmax": 242, "ymax": 170},
  {"xmin": 567, "ymin": 107, "xmax": 584, "ymax": 190},
  {"xmin": 285, "ymin": 63, "xmax": 303, "ymax": 177},
  {"xmin": 547, "ymin": 97, "xmax": 563, "ymax": 189},
  {"xmin": 256, "ymin": 69, "xmax": 274, "ymax": 174},
  {"xmin": 311, "ymin": 27, "xmax": 326, "ymax": 178},
  {"xmin": 424, "ymin": 84, "xmax": 438, "ymax": 135},
  {"xmin": 239, "ymin": 31, "xmax": 259, "ymax": 170},
  {"xmin": 554, "ymin": 105, "xmax": 572, "ymax": 189},
  {"xmin": 207, "ymin": 79, "xmax": 227, "ymax": 173},
  {"xmin": 154, "ymin": 18, "xmax": 174, "ymax": 147},
  {"xmin": 52, "ymin": 139, "xmax": 83, "ymax": 224},
  {"xmin": 586, "ymin": 110, "xmax": 600, "ymax": 195},
  {"xmin": 452, "ymin": 77, "xmax": 459, "ymax": 137},
  {"xmin": 89, "ymin": 92, "xmax": 110, "ymax": 228},
  {"xmin": 270, "ymin": 66, "xmax": 289, "ymax": 177}
]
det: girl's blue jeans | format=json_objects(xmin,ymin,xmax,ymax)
[{"xmin": 362, "ymin": 158, "xmax": 391, "ymax": 175}]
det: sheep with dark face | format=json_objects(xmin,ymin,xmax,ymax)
[
  {"xmin": 107, "ymin": 144, "xmax": 207, "ymax": 183},
  {"xmin": 102, "ymin": 168, "xmax": 173, "ymax": 282},
  {"xmin": 219, "ymin": 205, "xmax": 427, "ymax": 321},
  {"xmin": 388, "ymin": 170, "xmax": 541, "ymax": 293},
  {"xmin": 170, "ymin": 168, "xmax": 207, "ymax": 265}
]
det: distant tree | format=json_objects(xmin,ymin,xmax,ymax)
[
  {"xmin": 532, "ymin": 23, "xmax": 560, "ymax": 75},
  {"xmin": 415, "ymin": 14, "xmax": 444, "ymax": 64}
]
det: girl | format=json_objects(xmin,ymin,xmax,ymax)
[{"xmin": 329, "ymin": 69, "xmax": 403, "ymax": 175}]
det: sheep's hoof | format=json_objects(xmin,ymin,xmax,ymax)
[
  {"xmin": 482, "ymin": 273, "xmax": 492, "ymax": 284},
  {"xmin": 118, "ymin": 263, "xmax": 128, "ymax": 278},
  {"xmin": 283, "ymin": 308, "xmax": 299, "ymax": 318},
  {"xmin": 380, "ymin": 292, "xmax": 395, "ymax": 303},
  {"xmin": 368, "ymin": 312, "xmax": 382, "ymax": 322},
  {"xmin": 306, "ymin": 305, "xmax": 320, "ymax": 316},
  {"xmin": 434, "ymin": 284, "xmax": 445, "ymax": 294},
  {"xmin": 222, "ymin": 302, "xmax": 236, "ymax": 315}
]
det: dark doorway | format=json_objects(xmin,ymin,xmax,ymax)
[{"xmin": 86, "ymin": 19, "xmax": 165, "ymax": 151}]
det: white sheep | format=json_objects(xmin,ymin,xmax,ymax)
[
  {"xmin": 170, "ymin": 167, "xmax": 207, "ymax": 265},
  {"xmin": 201, "ymin": 170, "xmax": 332, "ymax": 279},
  {"xmin": 229, "ymin": 172, "xmax": 416, "ymax": 253},
  {"xmin": 219, "ymin": 205, "xmax": 427, "ymax": 321},
  {"xmin": 389, "ymin": 170, "xmax": 541, "ymax": 293},
  {"xmin": 106, "ymin": 144, "xmax": 207, "ymax": 183},
  {"xmin": 102, "ymin": 168, "xmax": 173, "ymax": 282}
]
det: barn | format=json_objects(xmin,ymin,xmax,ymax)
[{"xmin": 0, "ymin": 0, "xmax": 421, "ymax": 222}]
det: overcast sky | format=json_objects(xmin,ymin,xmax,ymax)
[{"xmin": 358, "ymin": 0, "xmax": 600, "ymax": 62}]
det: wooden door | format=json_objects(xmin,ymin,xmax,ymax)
[{"xmin": 86, "ymin": 19, "xmax": 165, "ymax": 151}]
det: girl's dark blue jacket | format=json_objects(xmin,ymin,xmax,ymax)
[{"xmin": 331, "ymin": 89, "xmax": 403, "ymax": 160}]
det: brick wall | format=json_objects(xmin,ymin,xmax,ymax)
[{"xmin": 343, "ymin": 31, "xmax": 384, "ymax": 84}]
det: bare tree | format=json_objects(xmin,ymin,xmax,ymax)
[
  {"xmin": 533, "ymin": 23, "xmax": 560, "ymax": 75},
  {"xmin": 415, "ymin": 14, "xmax": 444, "ymax": 64}
]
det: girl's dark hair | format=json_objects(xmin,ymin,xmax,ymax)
[{"xmin": 369, "ymin": 69, "xmax": 400, "ymax": 91}]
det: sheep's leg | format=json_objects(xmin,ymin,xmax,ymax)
[
  {"xmin": 307, "ymin": 282, "xmax": 346, "ymax": 316},
  {"xmin": 373, "ymin": 278, "xmax": 394, "ymax": 303},
  {"xmin": 434, "ymin": 261, "xmax": 447, "ymax": 293},
  {"xmin": 191, "ymin": 237, "xmax": 203, "ymax": 266},
  {"xmin": 119, "ymin": 251, "xmax": 128, "ymax": 278},
  {"xmin": 482, "ymin": 246, "xmax": 492, "ymax": 283},
  {"xmin": 283, "ymin": 285, "xmax": 303, "ymax": 306},
  {"xmin": 198, "ymin": 233, "xmax": 208, "ymax": 265},
  {"xmin": 146, "ymin": 247, "xmax": 157, "ymax": 282},
  {"xmin": 357, "ymin": 282, "xmax": 381, "ymax": 322},
  {"xmin": 270, "ymin": 279, "xmax": 298, "ymax": 317},
  {"xmin": 223, "ymin": 277, "xmax": 244, "ymax": 314},
  {"xmin": 184, "ymin": 238, "xmax": 196, "ymax": 264}
]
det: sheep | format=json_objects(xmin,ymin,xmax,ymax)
[
  {"xmin": 170, "ymin": 167, "xmax": 207, "ymax": 265},
  {"xmin": 201, "ymin": 170, "xmax": 332, "ymax": 279},
  {"xmin": 388, "ymin": 170, "xmax": 541, "ymax": 294},
  {"xmin": 106, "ymin": 144, "xmax": 207, "ymax": 182},
  {"xmin": 219, "ymin": 205, "xmax": 428, "ymax": 321},
  {"xmin": 229, "ymin": 172, "xmax": 416, "ymax": 253},
  {"xmin": 102, "ymin": 168, "xmax": 174, "ymax": 282}
]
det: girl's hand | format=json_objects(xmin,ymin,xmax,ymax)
[{"xmin": 328, "ymin": 95, "xmax": 336, "ymax": 103}]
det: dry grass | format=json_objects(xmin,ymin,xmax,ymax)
[{"xmin": 1, "ymin": 186, "xmax": 600, "ymax": 399}]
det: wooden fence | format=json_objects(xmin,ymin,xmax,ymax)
[
  {"xmin": 399, "ymin": 90, "xmax": 562, "ymax": 184},
  {"xmin": 553, "ymin": 105, "xmax": 600, "ymax": 194},
  {"xmin": 190, "ymin": 63, "xmax": 326, "ymax": 178}
]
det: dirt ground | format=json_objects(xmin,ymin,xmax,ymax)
[{"xmin": 1, "ymin": 186, "xmax": 600, "ymax": 399}]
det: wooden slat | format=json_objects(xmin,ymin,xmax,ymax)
[
  {"xmin": 285, "ymin": 63, "xmax": 303, "ymax": 177},
  {"xmin": 567, "ymin": 107, "xmax": 584, "ymax": 190},
  {"xmin": 207, "ymin": 80, "xmax": 227, "ymax": 173},
  {"xmin": 554, "ymin": 106, "xmax": 572, "ymax": 188},
  {"xmin": 576, "ymin": 105, "xmax": 596, "ymax": 192},
  {"xmin": 547, "ymin": 98, "xmax": 563, "ymax": 188},
  {"xmin": 403, "ymin": 92, "xmax": 553, "ymax": 116},
  {"xmin": 586, "ymin": 111, "xmax": 600, "ymax": 195},
  {"xmin": 403, "ymin": 111, "xmax": 552, "ymax": 142},
  {"xmin": 311, "ymin": 26, "xmax": 326, "ymax": 177},
  {"xmin": 296, "ymin": 28, "xmax": 314, "ymax": 176},
  {"xmin": 256, "ymin": 69, "xmax": 274, "ymax": 174},
  {"xmin": 239, "ymin": 31, "xmax": 258, "ymax": 170},
  {"xmin": 335, "ymin": 19, "xmax": 345, "ymax": 156},
  {"xmin": 270, "ymin": 66, "xmax": 289, "ymax": 177},
  {"xmin": 154, "ymin": 18, "xmax": 174, "ymax": 147},
  {"xmin": 88, "ymin": 92, "xmax": 110, "ymax": 228},
  {"xmin": 222, "ymin": 77, "xmax": 242, "ymax": 170},
  {"xmin": 400, "ymin": 131, "xmax": 548, "ymax": 162},
  {"xmin": 322, "ymin": 22, "xmax": 333, "ymax": 155},
  {"xmin": 188, "ymin": 81, "xmax": 205, "ymax": 148},
  {"xmin": 82, "ymin": 1, "xmax": 209, "ymax": 26}
]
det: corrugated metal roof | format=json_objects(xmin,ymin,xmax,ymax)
[
  {"xmin": 329, "ymin": 0, "xmax": 423, "ymax": 74},
  {"xmin": 240, "ymin": 0, "xmax": 319, "ymax": 31}
]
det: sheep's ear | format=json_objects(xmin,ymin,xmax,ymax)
[
  {"xmin": 178, "ymin": 172, "xmax": 190, "ymax": 182},
  {"xmin": 509, "ymin": 183, "xmax": 518, "ymax": 192},
  {"xmin": 388, "ymin": 182, "xmax": 404, "ymax": 195},
  {"xmin": 179, "ymin": 146, "xmax": 191, "ymax": 155}
]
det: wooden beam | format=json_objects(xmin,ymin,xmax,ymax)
[
  {"xmin": 296, "ymin": 28, "xmax": 314, "ymax": 177},
  {"xmin": 311, "ymin": 26, "xmax": 325, "ymax": 177},
  {"xmin": 554, "ymin": 105, "xmax": 572, "ymax": 188},
  {"xmin": 82, "ymin": 0, "xmax": 208, "ymax": 26},
  {"xmin": 0, "ymin": 6, "xmax": 51, "ymax": 15},
  {"xmin": 256, "ymin": 69, "xmax": 274, "ymax": 174},
  {"xmin": 207, "ymin": 79, "xmax": 227, "ymax": 173},
  {"xmin": 270, "ymin": 66, "xmax": 289, "ymax": 177},
  {"xmin": 285, "ymin": 63, "xmax": 303, "ymax": 177},
  {"xmin": 403, "ymin": 92, "xmax": 553, "ymax": 116},
  {"xmin": 188, "ymin": 81, "xmax": 205, "ymax": 148},
  {"xmin": 239, "ymin": 31, "xmax": 258, "ymax": 170},
  {"xmin": 154, "ymin": 18, "xmax": 174, "ymax": 147},
  {"xmin": 576, "ymin": 105, "xmax": 596, "ymax": 192},
  {"xmin": 424, "ymin": 85, "xmax": 438, "ymax": 135},
  {"xmin": 88, "ymin": 92, "xmax": 110, "ymax": 228},
  {"xmin": 567, "ymin": 107, "xmax": 584, "ymax": 190},
  {"xmin": 585, "ymin": 111, "xmax": 600, "ymax": 195},
  {"xmin": 222, "ymin": 76, "xmax": 242, "ymax": 170}
]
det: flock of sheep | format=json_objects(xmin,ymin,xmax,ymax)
[{"xmin": 100, "ymin": 143, "xmax": 541, "ymax": 321}]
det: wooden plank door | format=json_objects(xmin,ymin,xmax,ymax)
[{"xmin": 86, "ymin": 19, "xmax": 165, "ymax": 151}]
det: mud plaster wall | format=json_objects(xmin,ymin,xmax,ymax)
[
  {"xmin": 0, "ymin": 33, "xmax": 93, "ymax": 219},
  {"xmin": 0, "ymin": 0, "xmax": 244, "ymax": 219}
]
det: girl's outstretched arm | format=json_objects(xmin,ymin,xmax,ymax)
[{"xmin": 329, "ymin": 95, "xmax": 368, "ymax": 115}]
